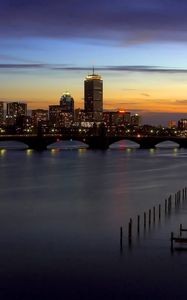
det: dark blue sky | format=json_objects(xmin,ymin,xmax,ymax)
[
  {"xmin": 1, "ymin": 0, "xmax": 187, "ymax": 125},
  {"xmin": 1, "ymin": 0, "xmax": 187, "ymax": 43}
]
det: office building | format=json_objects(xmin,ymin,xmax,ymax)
[
  {"xmin": 60, "ymin": 92, "xmax": 74, "ymax": 113},
  {"xmin": 49, "ymin": 104, "xmax": 73, "ymax": 129},
  {"xmin": 178, "ymin": 119, "xmax": 187, "ymax": 130},
  {"xmin": 49, "ymin": 105, "xmax": 63, "ymax": 128},
  {"xmin": 6, "ymin": 102, "xmax": 27, "ymax": 126},
  {"xmin": 103, "ymin": 110, "xmax": 131, "ymax": 126},
  {"xmin": 7, "ymin": 102, "xmax": 27, "ymax": 117},
  {"xmin": 0, "ymin": 102, "xmax": 4, "ymax": 125},
  {"xmin": 31, "ymin": 109, "xmax": 48, "ymax": 126},
  {"xmin": 84, "ymin": 69, "xmax": 103, "ymax": 122},
  {"xmin": 131, "ymin": 114, "xmax": 141, "ymax": 127}
]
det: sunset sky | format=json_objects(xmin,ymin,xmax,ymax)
[{"xmin": 1, "ymin": 0, "xmax": 187, "ymax": 124}]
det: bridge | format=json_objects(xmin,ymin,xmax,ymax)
[{"xmin": 0, "ymin": 134, "xmax": 187, "ymax": 150}]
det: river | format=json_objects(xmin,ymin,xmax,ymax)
[{"xmin": 0, "ymin": 140, "xmax": 187, "ymax": 299}]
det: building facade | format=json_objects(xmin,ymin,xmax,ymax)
[
  {"xmin": 6, "ymin": 102, "xmax": 27, "ymax": 126},
  {"xmin": 84, "ymin": 70, "xmax": 103, "ymax": 122},
  {"xmin": 178, "ymin": 119, "xmax": 187, "ymax": 130},
  {"xmin": 31, "ymin": 109, "xmax": 48, "ymax": 126},
  {"xmin": 60, "ymin": 92, "xmax": 74, "ymax": 113},
  {"xmin": 0, "ymin": 102, "xmax": 4, "ymax": 125},
  {"xmin": 103, "ymin": 110, "xmax": 131, "ymax": 126},
  {"xmin": 131, "ymin": 114, "xmax": 141, "ymax": 127}
]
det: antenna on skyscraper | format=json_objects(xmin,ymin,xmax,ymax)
[{"xmin": 92, "ymin": 66, "xmax": 95, "ymax": 75}]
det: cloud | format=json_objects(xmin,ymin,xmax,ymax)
[
  {"xmin": 0, "ymin": 63, "xmax": 46, "ymax": 69},
  {"xmin": 122, "ymin": 88, "xmax": 139, "ymax": 91},
  {"xmin": 141, "ymin": 93, "xmax": 150, "ymax": 97},
  {"xmin": 116, "ymin": 102, "xmax": 140, "ymax": 105},
  {"xmin": 1, "ymin": 63, "xmax": 187, "ymax": 75},
  {"xmin": 175, "ymin": 100, "xmax": 187, "ymax": 104},
  {"xmin": 1, "ymin": 0, "xmax": 187, "ymax": 45}
]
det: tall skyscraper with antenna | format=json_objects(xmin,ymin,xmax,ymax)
[{"xmin": 84, "ymin": 68, "xmax": 103, "ymax": 122}]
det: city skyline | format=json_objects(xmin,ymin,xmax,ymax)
[{"xmin": 1, "ymin": 0, "xmax": 187, "ymax": 125}]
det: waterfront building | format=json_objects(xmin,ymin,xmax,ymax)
[
  {"xmin": 31, "ymin": 109, "xmax": 48, "ymax": 126},
  {"xmin": 49, "ymin": 105, "xmax": 73, "ymax": 130},
  {"xmin": 168, "ymin": 120, "xmax": 177, "ymax": 129},
  {"xmin": 178, "ymin": 119, "xmax": 187, "ymax": 130},
  {"xmin": 7, "ymin": 102, "xmax": 27, "ymax": 117},
  {"xmin": 6, "ymin": 102, "xmax": 27, "ymax": 126},
  {"xmin": 103, "ymin": 110, "xmax": 131, "ymax": 126},
  {"xmin": 22, "ymin": 116, "xmax": 33, "ymax": 133},
  {"xmin": 49, "ymin": 105, "xmax": 63, "ymax": 128},
  {"xmin": 0, "ymin": 102, "xmax": 4, "ymax": 125},
  {"xmin": 60, "ymin": 111, "xmax": 74, "ymax": 128},
  {"xmin": 84, "ymin": 69, "xmax": 103, "ymax": 122},
  {"xmin": 74, "ymin": 108, "xmax": 93, "ymax": 123},
  {"xmin": 59, "ymin": 92, "xmax": 74, "ymax": 127},
  {"xmin": 131, "ymin": 114, "xmax": 141, "ymax": 127}
]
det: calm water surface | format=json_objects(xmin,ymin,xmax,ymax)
[{"xmin": 0, "ymin": 141, "xmax": 187, "ymax": 299}]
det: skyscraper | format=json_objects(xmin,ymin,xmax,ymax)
[
  {"xmin": 60, "ymin": 92, "xmax": 74, "ymax": 113},
  {"xmin": 84, "ymin": 69, "xmax": 103, "ymax": 122}
]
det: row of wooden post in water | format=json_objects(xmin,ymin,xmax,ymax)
[
  {"xmin": 170, "ymin": 224, "xmax": 187, "ymax": 251},
  {"xmin": 120, "ymin": 187, "xmax": 187, "ymax": 248}
]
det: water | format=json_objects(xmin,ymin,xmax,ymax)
[{"xmin": 0, "ymin": 141, "xmax": 187, "ymax": 299}]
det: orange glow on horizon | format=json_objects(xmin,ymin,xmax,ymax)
[{"xmin": 2, "ymin": 75, "xmax": 187, "ymax": 114}]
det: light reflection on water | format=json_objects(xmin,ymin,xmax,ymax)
[{"xmin": 0, "ymin": 142, "xmax": 187, "ymax": 298}]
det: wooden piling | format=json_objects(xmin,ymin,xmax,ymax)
[
  {"xmin": 144, "ymin": 212, "xmax": 146, "ymax": 229},
  {"xmin": 171, "ymin": 232, "xmax": 174, "ymax": 250},
  {"xmin": 169, "ymin": 195, "xmax": 172, "ymax": 211},
  {"xmin": 165, "ymin": 199, "xmax": 167, "ymax": 214},
  {"xmin": 128, "ymin": 218, "xmax": 132, "ymax": 241},
  {"xmin": 153, "ymin": 206, "xmax": 155, "ymax": 223},
  {"xmin": 137, "ymin": 215, "xmax": 140, "ymax": 234},
  {"xmin": 180, "ymin": 224, "xmax": 182, "ymax": 237},
  {"xmin": 159, "ymin": 204, "xmax": 161, "ymax": 220},
  {"xmin": 120, "ymin": 226, "xmax": 123, "ymax": 250},
  {"xmin": 149, "ymin": 209, "xmax": 151, "ymax": 226}
]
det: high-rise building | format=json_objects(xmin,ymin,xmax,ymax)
[
  {"xmin": 131, "ymin": 114, "xmax": 141, "ymax": 127},
  {"xmin": 49, "ymin": 104, "xmax": 74, "ymax": 130},
  {"xmin": 84, "ymin": 69, "xmax": 103, "ymax": 122},
  {"xmin": 0, "ymin": 102, "xmax": 4, "ymax": 125},
  {"xmin": 178, "ymin": 119, "xmax": 187, "ymax": 130},
  {"xmin": 6, "ymin": 102, "xmax": 27, "ymax": 126},
  {"xmin": 31, "ymin": 109, "xmax": 48, "ymax": 126},
  {"xmin": 60, "ymin": 92, "xmax": 74, "ymax": 113},
  {"xmin": 7, "ymin": 102, "xmax": 27, "ymax": 117},
  {"xmin": 49, "ymin": 105, "xmax": 63, "ymax": 128}
]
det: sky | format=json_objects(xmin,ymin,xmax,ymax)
[{"xmin": 1, "ymin": 0, "xmax": 187, "ymax": 124}]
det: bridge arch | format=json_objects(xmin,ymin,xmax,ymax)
[
  {"xmin": 0, "ymin": 140, "xmax": 28, "ymax": 149},
  {"xmin": 155, "ymin": 140, "xmax": 180, "ymax": 148},
  {"xmin": 109, "ymin": 139, "xmax": 140, "ymax": 149},
  {"xmin": 47, "ymin": 139, "xmax": 88, "ymax": 149}
]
